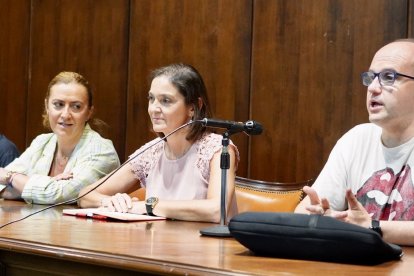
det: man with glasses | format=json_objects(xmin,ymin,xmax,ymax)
[{"xmin": 295, "ymin": 39, "xmax": 414, "ymax": 246}]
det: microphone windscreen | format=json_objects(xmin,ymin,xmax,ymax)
[{"xmin": 245, "ymin": 121, "xmax": 263, "ymax": 135}]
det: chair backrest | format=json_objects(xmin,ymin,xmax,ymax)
[
  {"xmin": 129, "ymin": 176, "xmax": 313, "ymax": 213},
  {"xmin": 129, "ymin": 187, "xmax": 146, "ymax": 201},
  {"xmin": 235, "ymin": 176, "xmax": 313, "ymax": 213}
]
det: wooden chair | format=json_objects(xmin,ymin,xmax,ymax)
[{"xmin": 234, "ymin": 176, "xmax": 313, "ymax": 213}]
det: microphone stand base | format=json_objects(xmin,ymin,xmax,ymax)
[{"xmin": 200, "ymin": 225, "xmax": 232, "ymax": 237}]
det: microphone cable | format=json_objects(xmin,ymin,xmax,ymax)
[{"xmin": 0, "ymin": 120, "xmax": 196, "ymax": 229}]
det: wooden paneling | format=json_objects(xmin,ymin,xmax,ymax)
[
  {"xmin": 0, "ymin": 0, "xmax": 30, "ymax": 151},
  {"xmin": 126, "ymin": 0, "xmax": 252, "ymax": 174},
  {"xmin": 250, "ymin": 0, "xmax": 408, "ymax": 182},
  {"xmin": 2, "ymin": 0, "xmax": 413, "ymax": 182},
  {"xmin": 409, "ymin": 0, "xmax": 414, "ymax": 37},
  {"xmin": 27, "ymin": 0, "xmax": 129, "ymax": 158}
]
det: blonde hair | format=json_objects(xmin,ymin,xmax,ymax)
[{"xmin": 42, "ymin": 72, "xmax": 108, "ymax": 135}]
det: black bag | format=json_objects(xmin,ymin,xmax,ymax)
[{"xmin": 228, "ymin": 212, "xmax": 403, "ymax": 265}]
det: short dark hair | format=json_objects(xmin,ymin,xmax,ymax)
[{"xmin": 150, "ymin": 63, "xmax": 212, "ymax": 142}]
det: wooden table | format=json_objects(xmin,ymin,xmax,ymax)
[{"xmin": 0, "ymin": 200, "xmax": 412, "ymax": 275}]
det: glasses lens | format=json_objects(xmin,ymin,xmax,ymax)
[
  {"xmin": 379, "ymin": 70, "xmax": 396, "ymax": 86},
  {"xmin": 362, "ymin": 72, "xmax": 375, "ymax": 86}
]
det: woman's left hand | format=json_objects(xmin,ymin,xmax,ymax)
[{"xmin": 52, "ymin": 172, "xmax": 73, "ymax": 181}]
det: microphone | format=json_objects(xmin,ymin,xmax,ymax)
[{"xmin": 199, "ymin": 118, "xmax": 263, "ymax": 135}]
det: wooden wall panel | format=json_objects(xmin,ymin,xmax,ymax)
[
  {"xmin": 0, "ymin": 0, "xmax": 30, "ymax": 152},
  {"xmin": 27, "ymin": 0, "xmax": 129, "ymax": 159},
  {"xmin": 409, "ymin": 0, "xmax": 414, "ymax": 37},
  {"xmin": 250, "ymin": 0, "xmax": 408, "ymax": 182},
  {"xmin": 126, "ymin": 0, "xmax": 252, "ymax": 175},
  {"xmin": 2, "ymin": 0, "xmax": 412, "ymax": 182}
]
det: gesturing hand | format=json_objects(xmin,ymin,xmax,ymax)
[
  {"xmin": 343, "ymin": 189, "xmax": 372, "ymax": 228},
  {"xmin": 303, "ymin": 186, "xmax": 328, "ymax": 215},
  {"xmin": 303, "ymin": 186, "xmax": 347, "ymax": 219}
]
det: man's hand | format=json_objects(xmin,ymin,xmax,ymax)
[
  {"xmin": 303, "ymin": 186, "xmax": 347, "ymax": 219},
  {"xmin": 343, "ymin": 189, "xmax": 372, "ymax": 228},
  {"xmin": 303, "ymin": 186, "xmax": 326, "ymax": 215}
]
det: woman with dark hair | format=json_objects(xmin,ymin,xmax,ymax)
[
  {"xmin": 79, "ymin": 63, "xmax": 239, "ymax": 223},
  {"xmin": 0, "ymin": 72, "xmax": 120, "ymax": 204}
]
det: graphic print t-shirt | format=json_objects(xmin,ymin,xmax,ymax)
[{"xmin": 312, "ymin": 123, "xmax": 414, "ymax": 221}]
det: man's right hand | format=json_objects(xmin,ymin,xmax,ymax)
[{"xmin": 302, "ymin": 186, "xmax": 347, "ymax": 219}]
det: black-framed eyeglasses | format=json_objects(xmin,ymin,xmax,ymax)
[{"xmin": 361, "ymin": 69, "xmax": 414, "ymax": 87}]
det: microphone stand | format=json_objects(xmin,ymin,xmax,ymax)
[{"xmin": 200, "ymin": 130, "xmax": 233, "ymax": 237}]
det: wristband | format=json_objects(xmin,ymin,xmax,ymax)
[{"xmin": 369, "ymin": 219, "xmax": 383, "ymax": 237}]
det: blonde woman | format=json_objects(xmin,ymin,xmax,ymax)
[{"xmin": 0, "ymin": 72, "xmax": 120, "ymax": 204}]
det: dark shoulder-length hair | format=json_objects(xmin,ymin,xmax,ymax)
[{"xmin": 150, "ymin": 63, "xmax": 212, "ymax": 142}]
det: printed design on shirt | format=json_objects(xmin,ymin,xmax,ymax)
[{"xmin": 356, "ymin": 165, "xmax": 414, "ymax": 220}]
